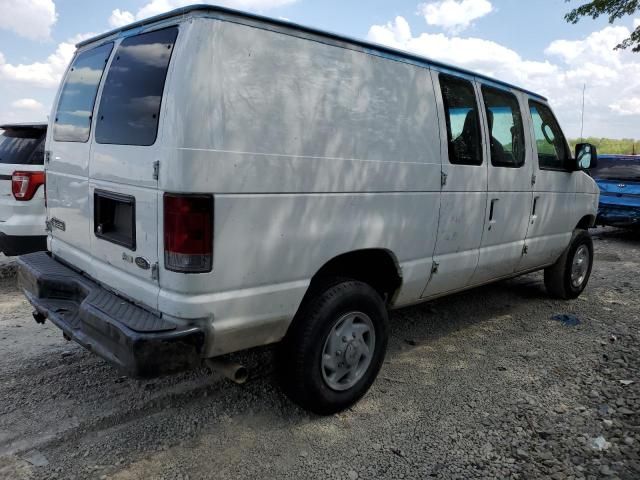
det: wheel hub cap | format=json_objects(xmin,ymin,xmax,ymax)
[
  {"xmin": 321, "ymin": 312, "xmax": 375, "ymax": 391},
  {"xmin": 571, "ymin": 244, "xmax": 590, "ymax": 288}
]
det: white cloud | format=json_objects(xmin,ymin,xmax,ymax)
[
  {"xmin": 112, "ymin": 0, "xmax": 297, "ymax": 26},
  {"xmin": 546, "ymin": 26, "xmax": 630, "ymax": 66},
  {"xmin": 108, "ymin": 8, "xmax": 135, "ymax": 28},
  {"xmin": 610, "ymin": 97, "xmax": 640, "ymax": 116},
  {"xmin": 0, "ymin": 33, "xmax": 94, "ymax": 88},
  {"xmin": 419, "ymin": 0, "xmax": 492, "ymax": 32},
  {"xmin": 368, "ymin": 16, "xmax": 555, "ymax": 85},
  {"xmin": 634, "ymin": 18, "xmax": 640, "ymax": 29},
  {"xmin": 367, "ymin": 17, "xmax": 640, "ymax": 138},
  {"xmin": 11, "ymin": 98, "xmax": 44, "ymax": 110},
  {"xmin": 0, "ymin": 0, "xmax": 57, "ymax": 40}
]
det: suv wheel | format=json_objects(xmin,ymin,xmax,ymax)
[
  {"xmin": 278, "ymin": 279, "xmax": 389, "ymax": 415},
  {"xmin": 544, "ymin": 229, "xmax": 594, "ymax": 299}
]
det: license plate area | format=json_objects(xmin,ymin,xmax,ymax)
[{"xmin": 94, "ymin": 189, "xmax": 136, "ymax": 250}]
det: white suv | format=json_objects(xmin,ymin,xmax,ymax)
[{"xmin": 0, "ymin": 123, "xmax": 47, "ymax": 256}]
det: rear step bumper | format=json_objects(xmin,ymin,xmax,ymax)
[
  {"xmin": 17, "ymin": 251, "xmax": 205, "ymax": 378},
  {"xmin": 0, "ymin": 233, "xmax": 46, "ymax": 256}
]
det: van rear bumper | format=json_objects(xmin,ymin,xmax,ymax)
[
  {"xmin": 0, "ymin": 233, "xmax": 46, "ymax": 256},
  {"xmin": 17, "ymin": 251, "xmax": 205, "ymax": 378}
]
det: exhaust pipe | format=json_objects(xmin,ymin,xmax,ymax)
[
  {"xmin": 32, "ymin": 311, "xmax": 46, "ymax": 324},
  {"xmin": 205, "ymin": 358, "xmax": 248, "ymax": 384}
]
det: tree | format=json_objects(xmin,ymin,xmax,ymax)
[{"xmin": 565, "ymin": 0, "xmax": 640, "ymax": 52}]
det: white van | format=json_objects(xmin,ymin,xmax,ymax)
[{"xmin": 18, "ymin": 5, "xmax": 599, "ymax": 414}]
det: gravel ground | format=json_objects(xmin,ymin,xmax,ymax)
[
  {"xmin": 0, "ymin": 228, "xmax": 638, "ymax": 480},
  {"xmin": 0, "ymin": 253, "xmax": 16, "ymax": 278}
]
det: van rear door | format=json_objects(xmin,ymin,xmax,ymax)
[
  {"xmin": 47, "ymin": 43, "xmax": 113, "ymax": 259},
  {"xmin": 48, "ymin": 27, "xmax": 178, "ymax": 309},
  {"xmin": 89, "ymin": 27, "xmax": 178, "ymax": 302}
]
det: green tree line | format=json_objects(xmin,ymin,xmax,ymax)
[{"xmin": 568, "ymin": 138, "xmax": 640, "ymax": 155}]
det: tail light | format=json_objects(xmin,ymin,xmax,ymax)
[
  {"xmin": 164, "ymin": 194, "xmax": 213, "ymax": 273},
  {"xmin": 12, "ymin": 171, "xmax": 45, "ymax": 201}
]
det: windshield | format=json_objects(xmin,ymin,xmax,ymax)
[
  {"xmin": 590, "ymin": 156, "xmax": 640, "ymax": 181},
  {"xmin": 0, "ymin": 128, "xmax": 45, "ymax": 165}
]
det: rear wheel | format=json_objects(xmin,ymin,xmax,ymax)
[
  {"xmin": 278, "ymin": 279, "xmax": 388, "ymax": 415},
  {"xmin": 544, "ymin": 229, "xmax": 594, "ymax": 299}
]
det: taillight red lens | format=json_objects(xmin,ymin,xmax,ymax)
[
  {"xmin": 164, "ymin": 194, "xmax": 213, "ymax": 273},
  {"xmin": 12, "ymin": 171, "xmax": 45, "ymax": 201}
]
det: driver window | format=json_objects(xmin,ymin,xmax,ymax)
[{"xmin": 529, "ymin": 101, "xmax": 570, "ymax": 170}]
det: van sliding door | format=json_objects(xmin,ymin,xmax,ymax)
[
  {"xmin": 469, "ymin": 85, "xmax": 534, "ymax": 284},
  {"xmin": 422, "ymin": 71, "xmax": 488, "ymax": 298}
]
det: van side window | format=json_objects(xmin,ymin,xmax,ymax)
[
  {"xmin": 96, "ymin": 27, "xmax": 178, "ymax": 146},
  {"xmin": 439, "ymin": 74, "xmax": 482, "ymax": 166},
  {"xmin": 53, "ymin": 43, "xmax": 113, "ymax": 143},
  {"xmin": 529, "ymin": 101, "xmax": 571, "ymax": 170},
  {"xmin": 481, "ymin": 86, "xmax": 525, "ymax": 168}
]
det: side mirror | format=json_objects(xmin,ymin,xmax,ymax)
[{"xmin": 575, "ymin": 143, "xmax": 598, "ymax": 170}]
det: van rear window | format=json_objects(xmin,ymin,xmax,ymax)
[
  {"xmin": 53, "ymin": 43, "xmax": 113, "ymax": 143},
  {"xmin": 0, "ymin": 128, "xmax": 45, "ymax": 165},
  {"xmin": 95, "ymin": 27, "xmax": 178, "ymax": 146}
]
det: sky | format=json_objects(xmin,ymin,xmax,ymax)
[{"xmin": 0, "ymin": 0, "xmax": 638, "ymax": 139}]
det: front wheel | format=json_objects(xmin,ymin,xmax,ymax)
[
  {"xmin": 544, "ymin": 229, "xmax": 594, "ymax": 299},
  {"xmin": 278, "ymin": 279, "xmax": 389, "ymax": 415}
]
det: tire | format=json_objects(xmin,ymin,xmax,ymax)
[
  {"xmin": 544, "ymin": 229, "xmax": 594, "ymax": 299},
  {"xmin": 278, "ymin": 278, "xmax": 389, "ymax": 415}
]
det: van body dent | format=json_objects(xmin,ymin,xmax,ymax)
[{"xmin": 19, "ymin": 5, "xmax": 599, "ymax": 413}]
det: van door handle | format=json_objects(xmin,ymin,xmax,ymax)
[
  {"xmin": 531, "ymin": 196, "xmax": 539, "ymax": 225},
  {"xmin": 488, "ymin": 198, "xmax": 498, "ymax": 230},
  {"xmin": 489, "ymin": 198, "xmax": 498, "ymax": 221}
]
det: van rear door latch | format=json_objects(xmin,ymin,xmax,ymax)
[{"xmin": 151, "ymin": 263, "xmax": 159, "ymax": 280}]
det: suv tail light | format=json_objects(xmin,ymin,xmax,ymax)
[
  {"xmin": 164, "ymin": 194, "xmax": 213, "ymax": 273},
  {"xmin": 12, "ymin": 171, "xmax": 45, "ymax": 201}
]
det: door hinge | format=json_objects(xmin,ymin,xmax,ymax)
[
  {"xmin": 522, "ymin": 244, "xmax": 529, "ymax": 256},
  {"xmin": 152, "ymin": 161, "xmax": 160, "ymax": 180},
  {"xmin": 531, "ymin": 174, "xmax": 536, "ymax": 186},
  {"xmin": 440, "ymin": 171, "xmax": 448, "ymax": 187},
  {"xmin": 151, "ymin": 262, "xmax": 159, "ymax": 280},
  {"xmin": 45, "ymin": 151, "xmax": 51, "ymax": 164},
  {"xmin": 431, "ymin": 262, "xmax": 439, "ymax": 274}
]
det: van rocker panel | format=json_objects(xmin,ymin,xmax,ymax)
[{"xmin": 17, "ymin": 251, "xmax": 204, "ymax": 378}]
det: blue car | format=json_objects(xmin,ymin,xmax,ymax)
[{"xmin": 590, "ymin": 154, "xmax": 640, "ymax": 229}]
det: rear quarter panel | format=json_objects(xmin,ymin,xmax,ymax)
[{"xmin": 158, "ymin": 18, "xmax": 443, "ymax": 332}]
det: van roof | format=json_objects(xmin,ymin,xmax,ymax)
[{"xmin": 77, "ymin": 3, "xmax": 547, "ymax": 101}]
